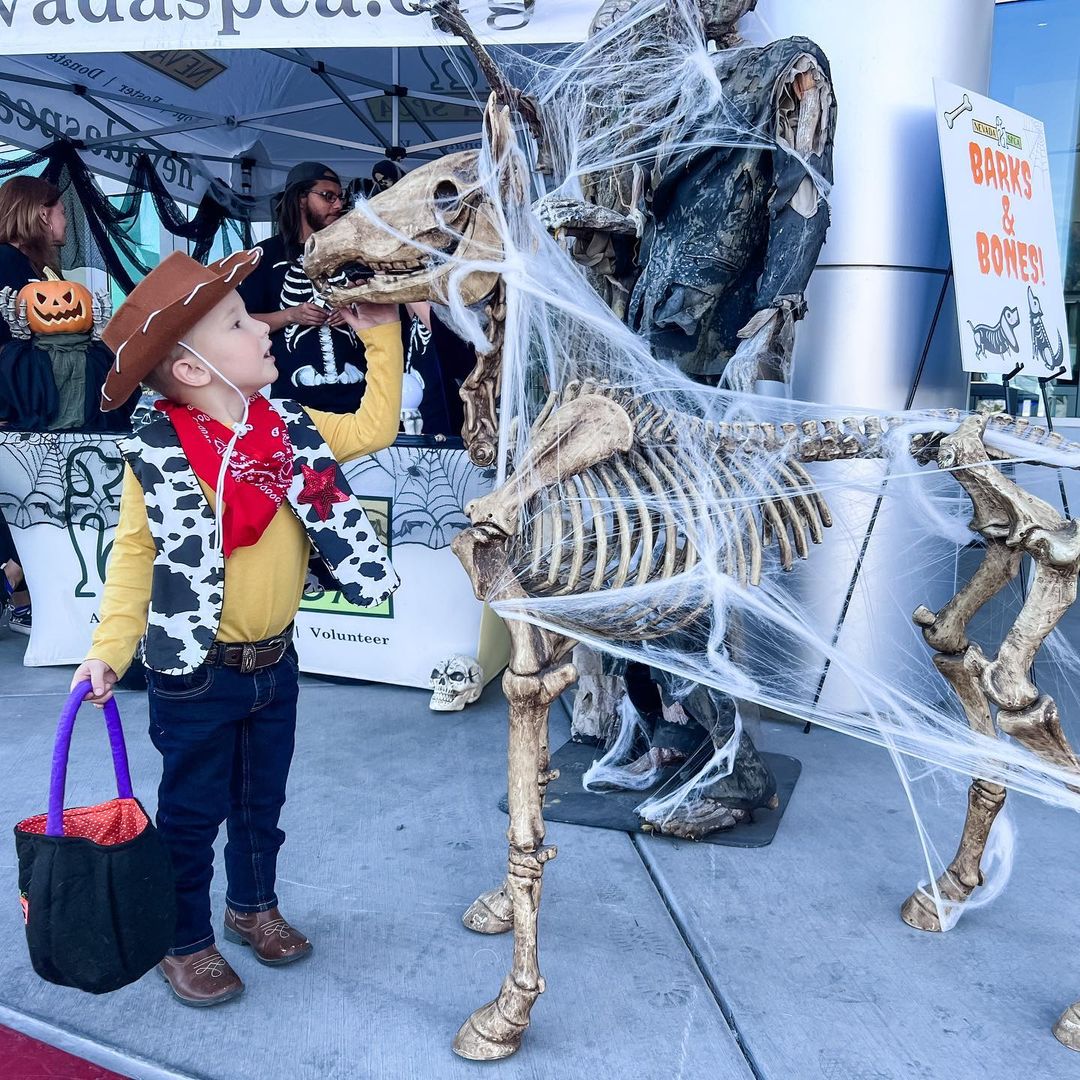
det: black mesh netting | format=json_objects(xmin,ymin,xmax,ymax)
[{"xmin": 0, "ymin": 140, "xmax": 255, "ymax": 292}]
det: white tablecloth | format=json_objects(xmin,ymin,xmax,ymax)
[{"xmin": 0, "ymin": 431, "xmax": 506, "ymax": 686}]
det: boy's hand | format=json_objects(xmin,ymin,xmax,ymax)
[
  {"xmin": 338, "ymin": 302, "xmax": 399, "ymax": 331},
  {"xmin": 70, "ymin": 660, "xmax": 118, "ymax": 706}
]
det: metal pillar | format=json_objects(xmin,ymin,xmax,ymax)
[{"xmin": 754, "ymin": 0, "xmax": 997, "ymax": 711}]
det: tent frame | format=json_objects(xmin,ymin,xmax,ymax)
[{"xmin": 0, "ymin": 46, "xmax": 485, "ymax": 191}]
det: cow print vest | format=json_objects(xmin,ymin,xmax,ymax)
[{"xmin": 123, "ymin": 398, "xmax": 399, "ymax": 675}]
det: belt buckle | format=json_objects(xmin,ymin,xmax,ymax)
[{"xmin": 240, "ymin": 642, "xmax": 258, "ymax": 674}]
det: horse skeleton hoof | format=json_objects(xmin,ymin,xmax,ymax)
[{"xmin": 462, "ymin": 885, "xmax": 514, "ymax": 935}]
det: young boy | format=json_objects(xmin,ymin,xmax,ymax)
[{"xmin": 71, "ymin": 248, "xmax": 402, "ymax": 1007}]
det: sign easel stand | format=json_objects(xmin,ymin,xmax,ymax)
[
  {"xmin": 999, "ymin": 361, "xmax": 1023, "ymax": 414},
  {"xmin": 1037, "ymin": 364, "xmax": 1070, "ymax": 518}
]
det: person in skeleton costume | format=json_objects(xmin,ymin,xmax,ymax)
[
  {"xmin": 372, "ymin": 157, "xmax": 405, "ymax": 193},
  {"xmin": 240, "ymin": 162, "xmax": 369, "ymax": 413},
  {"xmin": 72, "ymin": 250, "xmax": 402, "ymax": 1007}
]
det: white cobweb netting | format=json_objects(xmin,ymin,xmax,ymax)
[{"xmin": 341, "ymin": 0, "xmax": 1080, "ymax": 927}]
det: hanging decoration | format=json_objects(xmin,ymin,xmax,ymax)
[{"xmin": 0, "ymin": 140, "xmax": 255, "ymax": 291}]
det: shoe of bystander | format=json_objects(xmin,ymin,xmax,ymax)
[{"xmin": 8, "ymin": 604, "xmax": 31, "ymax": 635}]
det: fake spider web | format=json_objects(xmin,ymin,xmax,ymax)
[
  {"xmin": 342, "ymin": 0, "xmax": 1080, "ymax": 930},
  {"xmin": 0, "ymin": 432, "xmax": 124, "ymax": 530},
  {"xmin": 344, "ymin": 445, "xmax": 495, "ymax": 549}
]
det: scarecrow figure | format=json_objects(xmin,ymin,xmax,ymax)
[{"xmin": 0, "ymin": 276, "xmax": 136, "ymax": 432}]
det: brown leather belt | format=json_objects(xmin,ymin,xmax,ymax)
[{"xmin": 205, "ymin": 626, "xmax": 293, "ymax": 674}]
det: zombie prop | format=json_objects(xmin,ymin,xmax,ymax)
[
  {"xmin": 543, "ymin": 0, "xmax": 836, "ymax": 388},
  {"xmin": 306, "ymin": 84, "xmax": 1080, "ymax": 1059},
  {"xmin": 629, "ymin": 8, "xmax": 834, "ymax": 384},
  {"xmin": 0, "ymin": 282, "xmax": 134, "ymax": 433},
  {"xmin": 540, "ymin": 0, "xmax": 835, "ymax": 824}
]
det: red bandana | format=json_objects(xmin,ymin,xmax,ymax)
[{"xmin": 155, "ymin": 395, "xmax": 294, "ymax": 557}]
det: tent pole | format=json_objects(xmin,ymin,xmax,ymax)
[
  {"xmin": 4, "ymin": 99, "xmax": 63, "ymax": 139},
  {"xmin": 263, "ymin": 49, "xmax": 395, "ymax": 95},
  {"xmin": 392, "ymin": 48, "xmax": 401, "ymax": 149},
  {"xmin": 80, "ymin": 119, "xmax": 220, "ymax": 149},
  {"xmin": 407, "ymin": 133, "xmax": 483, "ymax": 153},
  {"xmin": 303, "ymin": 67, "xmax": 388, "ymax": 147},
  {"xmin": 78, "ymin": 91, "xmax": 174, "ymax": 160},
  {"xmin": 402, "ymin": 90, "xmax": 484, "ymax": 110},
  {"xmin": 399, "ymin": 97, "xmax": 439, "ymax": 144},
  {"xmin": 245, "ymin": 121, "xmax": 384, "ymax": 155},
  {"xmin": 238, "ymin": 90, "xmax": 383, "ymax": 124},
  {"xmin": 0, "ymin": 71, "xmax": 227, "ymax": 123}
]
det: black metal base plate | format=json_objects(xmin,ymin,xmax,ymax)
[{"xmin": 500, "ymin": 727, "xmax": 801, "ymax": 848}]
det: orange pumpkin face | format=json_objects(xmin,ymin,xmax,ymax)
[{"xmin": 19, "ymin": 280, "xmax": 94, "ymax": 335}]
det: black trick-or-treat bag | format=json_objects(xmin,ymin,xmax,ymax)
[{"xmin": 13, "ymin": 682, "xmax": 175, "ymax": 993}]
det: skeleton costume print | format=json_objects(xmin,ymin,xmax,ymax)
[
  {"xmin": 280, "ymin": 262, "xmax": 364, "ymax": 387},
  {"xmin": 401, "ymin": 313, "xmax": 431, "ymax": 435},
  {"xmin": 238, "ymin": 233, "xmax": 370, "ymax": 414}
]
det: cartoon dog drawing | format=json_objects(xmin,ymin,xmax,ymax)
[{"xmin": 968, "ymin": 305, "xmax": 1021, "ymax": 364}]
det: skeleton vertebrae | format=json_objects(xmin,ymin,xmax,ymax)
[{"xmin": 505, "ymin": 380, "xmax": 1080, "ymax": 636}]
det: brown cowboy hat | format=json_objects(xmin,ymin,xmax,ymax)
[{"xmin": 99, "ymin": 248, "xmax": 262, "ymax": 412}]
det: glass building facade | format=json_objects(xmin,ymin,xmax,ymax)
[{"xmin": 990, "ymin": 0, "xmax": 1080, "ymax": 409}]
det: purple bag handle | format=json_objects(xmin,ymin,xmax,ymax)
[{"xmin": 46, "ymin": 681, "xmax": 133, "ymax": 837}]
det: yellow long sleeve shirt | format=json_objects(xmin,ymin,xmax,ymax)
[{"xmin": 88, "ymin": 321, "xmax": 403, "ymax": 678}]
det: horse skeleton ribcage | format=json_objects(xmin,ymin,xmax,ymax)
[{"xmin": 506, "ymin": 380, "xmax": 1080, "ymax": 640}]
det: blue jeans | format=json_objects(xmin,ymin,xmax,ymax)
[{"xmin": 146, "ymin": 648, "xmax": 300, "ymax": 956}]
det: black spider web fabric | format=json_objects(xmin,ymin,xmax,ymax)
[{"xmin": 0, "ymin": 140, "xmax": 255, "ymax": 292}]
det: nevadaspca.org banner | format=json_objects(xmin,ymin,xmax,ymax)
[{"xmin": 0, "ymin": 0, "xmax": 595, "ymax": 56}]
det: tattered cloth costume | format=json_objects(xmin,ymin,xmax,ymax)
[{"xmin": 86, "ymin": 249, "xmax": 402, "ymax": 958}]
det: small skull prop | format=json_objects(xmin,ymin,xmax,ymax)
[{"xmin": 429, "ymin": 655, "xmax": 484, "ymax": 712}]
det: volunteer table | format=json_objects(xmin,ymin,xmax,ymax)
[{"xmin": 0, "ymin": 430, "xmax": 506, "ymax": 688}]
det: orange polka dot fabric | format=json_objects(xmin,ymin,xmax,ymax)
[{"xmin": 17, "ymin": 798, "xmax": 147, "ymax": 846}]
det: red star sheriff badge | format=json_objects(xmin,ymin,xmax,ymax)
[{"xmin": 297, "ymin": 463, "xmax": 350, "ymax": 521}]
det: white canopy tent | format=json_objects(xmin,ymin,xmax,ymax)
[{"xmin": 0, "ymin": 3, "xmax": 596, "ymax": 210}]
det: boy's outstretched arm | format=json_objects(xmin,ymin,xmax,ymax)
[
  {"xmin": 307, "ymin": 304, "xmax": 403, "ymax": 462},
  {"xmin": 71, "ymin": 465, "xmax": 155, "ymax": 705}
]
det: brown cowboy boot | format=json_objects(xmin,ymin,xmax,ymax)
[
  {"xmin": 158, "ymin": 945, "xmax": 244, "ymax": 1007},
  {"xmin": 223, "ymin": 906, "xmax": 313, "ymax": 966}
]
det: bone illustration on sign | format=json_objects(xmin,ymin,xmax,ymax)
[
  {"xmin": 303, "ymin": 1, "xmax": 1080, "ymax": 1062},
  {"xmin": 967, "ymin": 304, "xmax": 1021, "ymax": 364},
  {"xmin": 944, "ymin": 92, "xmax": 973, "ymax": 130}
]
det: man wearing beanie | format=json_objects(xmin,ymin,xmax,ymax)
[{"xmin": 240, "ymin": 162, "xmax": 371, "ymax": 414}]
